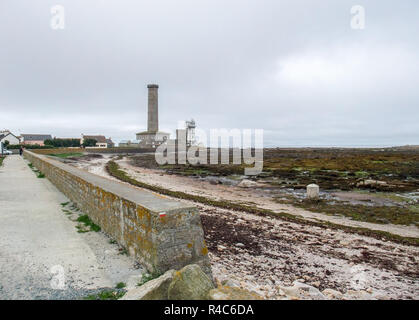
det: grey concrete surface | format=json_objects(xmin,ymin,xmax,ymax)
[{"xmin": 0, "ymin": 155, "xmax": 142, "ymax": 300}]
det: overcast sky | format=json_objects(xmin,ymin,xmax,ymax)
[{"xmin": 0, "ymin": 0, "xmax": 418, "ymax": 146}]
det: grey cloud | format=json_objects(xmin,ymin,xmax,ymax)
[{"xmin": 0, "ymin": 0, "xmax": 418, "ymax": 146}]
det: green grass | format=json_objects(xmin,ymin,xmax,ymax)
[
  {"xmin": 106, "ymin": 160, "xmax": 419, "ymax": 247},
  {"xmin": 76, "ymin": 214, "xmax": 101, "ymax": 233},
  {"xmin": 49, "ymin": 152, "xmax": 84, "ymax": 159},
  {"xmin": 109, "ymin": 239, "xmax": 117, "ymax": 245},
  {"xmin": 118, "ymin": 248, "xmax": 128, "ymax": 256},
  {"xmin": 0, "ymin": 157, "xmax": 4, "ymax": 167},
  {"xmin": 62, "ymin": 209, "xmax": 73, "ymax": 215},
  {"xmin": 116, "ymin": 282, "xmax": 126, "ymax": 289},
  {"xmin": 283, "ymin": 198, "xmax": 419, "ymax": 226},
  {"xmin": 27, "ymin": 163, "xmax": 45, "ymax": 178},
  {"xmin": 60, "ymin": 201, "xmax": 70, "ymax": 206},
  {"xmin": 83, "ymin": 289, "xmax": 125, "ymax": 300},
  {"xmin": 137, "ymin": 271, "xmax": 162, "ymax": 287}
]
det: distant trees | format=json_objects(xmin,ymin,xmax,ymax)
[
  {"xmin": 44, "ymin": 138, "xmax": 81, "ymax": 148},
  {"xmin": 3, "ymin": 140, "xmax": 9, "ymax": 147},
  {"xmin": 82, "ymin": 139, "xmax": 97, "ymax": 147}
]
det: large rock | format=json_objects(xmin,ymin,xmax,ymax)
[
  {"xmin": 208, "ymin": 286, "xmax": 263, "ymax": 300},
  {"xmin": 168, "ymin": 264, "xmax": 215, "ymax": 300},
  {"xmin": 121, "ymin": 270, "xmax": 175, "ymax": 300}
]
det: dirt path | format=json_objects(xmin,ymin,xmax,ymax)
[
  {"xmin": 70, "ymin": 156, "xmax": 419, "ymax": 300},
  {"xmin": 0, "ymin": 155, "xmax": 143, "ymax": 299}
]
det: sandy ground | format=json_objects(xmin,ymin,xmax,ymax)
[
  {"xmin": 116, "ymin": 159, "xmax": 418, "ymax": 238},
  {"xmin": 69, "ymin": 155, "xmax": 419, "ymax": 300},
  {"xmin": 0, "ymin": 155, "xmax": 143, "ymax": 300}
]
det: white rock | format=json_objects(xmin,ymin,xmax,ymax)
[
  {"xmin": 121, "ymin": 270, "xmax": 175, "ymax": 300},
  {"xmin": 238, "ymin": 179, "xmax": 259, "ymax": 188},
  {"xmin": 279, "ymin": 281, "xmax": 326, "ymax": 300},
  {"xmin": 306, "ymin": 184, "xmax": 320, "ymax": 200}
]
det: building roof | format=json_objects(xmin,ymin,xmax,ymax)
[
  {"xmin": 82, "ymin": 135, "xmax": 107, "ymax": 143},
  {"xmin": 22, "ymin": 134, "xmax": 52, "ymax": 141},
  {"xmin": 0, "ymin": 132, "xmax": 21, "ymax": 141},
  {"xmin": 136, "ymin": 131, "xmax": 170, "ymax": 135}
]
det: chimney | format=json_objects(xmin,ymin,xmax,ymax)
[{"xmin": 147, "ymin": 84, "xmax": 159, "ymax": 133}]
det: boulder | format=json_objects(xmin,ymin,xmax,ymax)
[
  {"xmin": 208, "ymin": 286, "xmax": 263, "ymax": 300},
  {"xmin": 168, "ymin": 264, "xmax": 215, "ymax": 300},
  {"xmin": 121, "ymin": 270, "xmax": 175, "ymax": 300}
]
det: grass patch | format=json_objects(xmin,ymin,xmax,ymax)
[
  {"xmin": 84, "ymin": 289, "xmax": 125, "ymax": 300},
  {"xmin": 60, "ymin": 201, "xmax": 70, "ymax": 206},
  {"xmin": 137, "ymin": 271, "xmax": 162, "ymax": 286},
  {"xmin": 62, "ymin": 209, "xmax": 73, "ymax": 215},
  {"xmin": 280, "ymin": 198, "xmax": 419, "ymax": 226},
  {"xmin": 130, "ymin": 148, "xmax": 419, "ymax": 192},
  {"xmin": 49, "ymin": 152, "xmax": 84, "ymax": 159},
  {"xmin": 27, "ymin": 163, "xmax": 45, "ymax": 178},
  {"xmin": 118, "ymin": 248, "xmax": 128, "ymax": 255},
  {"xmin": 109, "ymin": 239, "xmax": 117, "ymax": 245},
  {"xmin": 76, "ymin": 214, "xmax": 101, "ymax": 233},
  {"xmin": 106, "ymin": 160, "xmax": 419, "ymax": 246},
  {"xmin": 116, "ymin": 282, "xmax": 126, "ymax": 289},
  {"xmin": 0, "ymin": 157, "xmax": 4, "ymax": 167}
]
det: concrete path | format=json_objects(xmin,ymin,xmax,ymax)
[{"xmin": 0, "ymin": 155, "xmax": 142, "ymax": 299}]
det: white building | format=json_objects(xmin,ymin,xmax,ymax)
[{"xmin": 0, "ymin": 130, "xmax": 20, "ymax": 145}]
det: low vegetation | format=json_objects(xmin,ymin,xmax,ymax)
[
  {"xmin": 276, "ymin": 197, "xmax": 419, "ymax": 226},
  {"xmin": 27, "ymin": 162, "xmax": 45, "ymax": 178},
  {"xmin": 44, "ymin": 138, "xmax": 81, "ymax": 148},
  {"xmin": 0, "ymin": 156, "xmax": 4, "ymax": 167},
  {"xmin": 106, "ymin": 160, "xmax": 419, "ymax": 246},
  {"xmin": 76, "ymin": 214, "xmax": 101, "ymax": 233},
  {"xmin": 137, "ymin": 271, "xmax": 162, "ymax": 287},
  {"xmin": 7, "ymin": 144, "xmax": 53, "ymax": 150},
  {"xmin": 83, "ymin": 284, "xmax": 126, "ymax": 300},
  {"xmin": 129, "ymin": 148, "xmax": 419, "ymax": 192},
  {"xmin": 48, "ymin": 152, "xmax": 84, "ymax": 159}
]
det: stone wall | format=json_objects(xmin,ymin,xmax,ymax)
[
  {"xmin": 33, "ymin": 147, "xmax": 156, "ymax": 155},
  {"xmin": 24, "ymin": 150, "xmax": 211, "ymax": 275}
]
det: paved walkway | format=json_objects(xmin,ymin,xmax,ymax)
[{"xmin": 0, "ymin": 155, "xmax": 140, "ymax": 299}]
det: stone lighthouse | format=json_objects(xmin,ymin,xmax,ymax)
[
  {"xmin": 136, "ymin": 84, "xmax": 170, "ymax": 148},
  {"xmin": 147, "ymin": 84, "xmax": 159, "ymax": 133}
]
